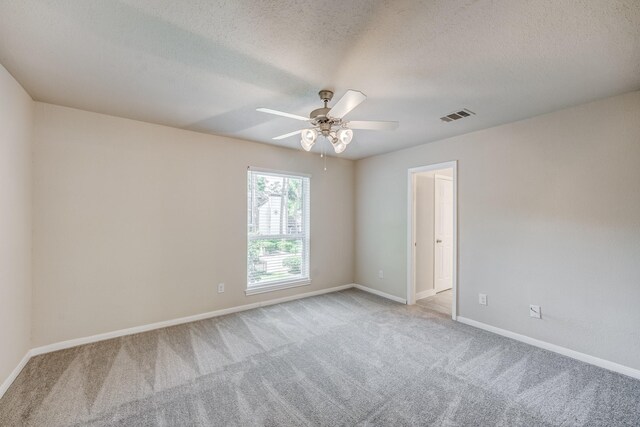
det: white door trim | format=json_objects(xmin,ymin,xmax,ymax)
[{"xmin": 407, "ymin": 161, "xmax": 458, "ymax": 320}]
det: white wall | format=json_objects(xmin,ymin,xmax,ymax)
[
  {"xmin": 32, "ymin": 103, "xmax": 355, "ymax": 346},
  {"xmin": 0, "ymin": 65, "xmax": 33, "ymax": 384},
  {"xmin": 355, "ymin": 91, "xmax": 640, "ymax": 370}
]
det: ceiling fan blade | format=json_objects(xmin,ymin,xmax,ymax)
[
  {"xmin": 328, "ymin": 90, "xmax": 367, "ymax": 119},
  {"xmin": 348, "ymin": 120, "xmax": 399, "ymax": 130},
  {"xmin": 272, "ymin": 129, "xmax": 303, "ymax": 140},
  {"xmin": 256, "ymin": 108, "xmax": 309, "ymax": 121}
]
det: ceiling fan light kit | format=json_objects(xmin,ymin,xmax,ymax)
[
  {"xmin": 257, "ymin": 89, "xmax": 398, "ymax": 155},
  {"xmin": 337, "ymin": 128, "xmax": 353, "ymax": 145},
  {"xmin": 300, "ymin": 128, "xmax": 317, "ymax": 151},
  {"xmin": 333, "ymin": 140, "xmax": 347, "ymax": 154}
]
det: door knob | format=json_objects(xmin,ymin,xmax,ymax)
[{"xmin": 436, "ymin": 239, "xmax": 442, "ymax": 243}]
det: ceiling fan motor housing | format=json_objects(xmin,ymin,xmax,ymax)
[
  {"xmin": 318, "ymin": 121, "xmax": 333, "ymax": 136},
  {"xmin": 310, "ymin": 107, "xmax": 331, "ymax": 121},
  {"xmin": 312, "ymin": 89, "xmax": 339, "ymax": 134}
]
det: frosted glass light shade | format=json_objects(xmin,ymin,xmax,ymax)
[
  {"xmin": 337, "ymin": 128, "xmax": 353, "ymax": 145},
  {"xmin": 301, "ymin": 128, "xmax": 317, "ymax": 144},
  {"xmin": 333, "ymin": 141, "xmax": 347, "ymax": 154},
  {"xmin": 300, "ymin": 138, "xmax": 315, "ymax": 151}
]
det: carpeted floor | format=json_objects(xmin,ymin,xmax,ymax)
[{"xmin": 1, "ymin": 289, "xmax": 639, "ymax": 426}]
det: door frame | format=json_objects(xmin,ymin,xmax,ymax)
[{"xmin": 407, "ymin": 161, "xmax": 458, "ymax": 320}]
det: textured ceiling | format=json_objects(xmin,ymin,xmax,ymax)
[{"xmin": 1, "ymin": 0, "xmax": 639, "ymax": 159}]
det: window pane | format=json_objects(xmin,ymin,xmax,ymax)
[
  {"xmin": 247, "ymin": 169, "xmax": 309, "ymax": 289},
  {"xmin": 248, "ymin": 174, "xmax": 304, "ymax": 237},
  {"xmin": 248, "ymin": 238, "xmax": 304, "ymax": 285},
  {"xmin": 285, "ymin": 178, "xmax": 303, "ymax": 235}
]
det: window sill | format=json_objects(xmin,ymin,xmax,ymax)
[{"xmin": 245, "ymin": 279, "xmax": 311, "ymax": 296}]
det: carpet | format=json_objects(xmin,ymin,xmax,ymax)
[{"xmin": 0, "ymin": 289, "xmax": 638, "ymax": 426}]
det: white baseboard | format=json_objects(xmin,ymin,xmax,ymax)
[
  {"xmin": 416, "ymin": 289, "xmax": 437, "ymax": 300},
  {"xmin": 0, "ymin": 351, "xmax": 32, "ymax": 400},
  {"xmin": 31, "ymin": 283, "xmax": 356, "ymax": 356},
  {"xmin": 0, "ymin": 283, "xmax": 356, "ymax": 399},
  {"xmin": 457, "ymin": 316, "xmax": 640, "ymax": 380},
  {"xmin": 6, "ymin": 289, "xmax": 635, "ymax": 400},
  {"xmin": 353, "ymin": 284, "xmax": 407, "ymax": 304}
]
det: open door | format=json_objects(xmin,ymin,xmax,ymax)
[
  {"xmin": 407, "ymin": 161, "xmax": 457, "ymax": 319},
  {"xmin": 434, "ymin": 175, "xmax": 453, "ymax": 293}
]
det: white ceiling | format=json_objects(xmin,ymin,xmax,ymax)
[{"xmin": 1, "ymin": 0, "xmax": 639, "ymax": 159}]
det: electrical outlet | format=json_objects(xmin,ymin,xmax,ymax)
[
  {"xmin": 378, "ymin": 270, "xmax": 384, "ymax": 279},
  {"xmin": 217, "ymin": 283, "xmax": 225, "ymax": 293},
  {"xmin": 478, "ymin": 293, "xmax": 487, "ymax": 305},
  {"xmin": 529, "ymin": 304, "xmax": 541, "ymax": 319}
]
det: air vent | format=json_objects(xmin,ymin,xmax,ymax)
[{"xmin": 440, "ymin": 109, "xmax": 475, "ymax": 123}]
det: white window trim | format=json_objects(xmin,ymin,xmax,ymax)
[
  {"xmin": 247, "ymin": 166, "xmax": 312, "ymax": 178},
  {"xmin": 245, "ymin": 279, "xmax": 312, "ymax": 296},
  {"xmin": 246, "ymin": 167, "xmax": 310, "ymax": 295},
  {"xmin": 248, "ymin": 234, "xmax": 305, "ymax": 241}
]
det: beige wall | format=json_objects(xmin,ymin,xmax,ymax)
[
  {"xmin": 356, "ymin": 91, "xmax": 640, "ymax": 370},
  {"xmin": 0, "ymin": 65, "xmax": 33, "ymax": 384},
  {"xmin": 5, "ymin": 77, "xmax": 639, "ymax": 375},
  {"xmin": 32, "ymin": 103, "xmax": 355, "ymax": 346}
]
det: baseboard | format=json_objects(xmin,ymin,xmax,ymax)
[
  {"xmin": 457, "ymin": 316, "xmax": 640, "ymax": 380},
  {"xmin": 30, "ymin": 283, "xmax": 356, "ymax": 357},
  {"xmin": 0, "ymin": 283, "xmax": 357, "ymax": 400},
  {"xmin": 353, "ymin": 284, "xmax": 407, "ymax": 304},
  {"xmin": 0, "ymin": 283, "xmax": 398, "ymax": 401},
  {"xmin": 416, "ymin": 289, "xmax": 437, "ymax": 300},
  {"xmin": 0, "ymin": 351, "xmax": 32, "ymax": 400}
]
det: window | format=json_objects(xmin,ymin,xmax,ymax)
[{"xmin": 247, "ymin": 168, "xmax": 310, "ymax": 294}]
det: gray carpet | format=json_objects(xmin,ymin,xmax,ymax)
[{"xmin": 1, "ymin": 289, "xmax": 639, "ymax": 426}]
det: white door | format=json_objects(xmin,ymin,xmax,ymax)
[{"xmin": 434, "ymin": 175, "xmax": 453, "ymax": 292}]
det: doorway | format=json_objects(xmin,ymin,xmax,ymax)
[{"xmin": 407, "ymin": 161, "xmax": 457, "ymax": 319}]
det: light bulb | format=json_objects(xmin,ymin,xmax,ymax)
[
  {"xmin": 337, "ymin": 128, "xmax": 353, "ymax": 145},
  {"xmin": 333, "ymin": 140, "xmax": 347, "ymax": 154},
  {"xmin": 301, "ymin": 128, "xmax": 317, "ymax": 145},
  {"xmin": 300, "ymin": 138, "xmax": 314, "ymax": 151}
]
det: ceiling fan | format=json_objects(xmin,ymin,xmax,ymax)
[{"xmin": 257, "ymin": 89, "xmax": 398, "ymax": 154}]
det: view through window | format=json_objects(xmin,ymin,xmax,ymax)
[{"xmin": 247, "ymin": 169, "xmax": 310, "ymax": 291}]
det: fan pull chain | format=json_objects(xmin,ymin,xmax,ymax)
[{"xmin": 322, "ymin": 140, "xmax": 327, "ymax": 171}]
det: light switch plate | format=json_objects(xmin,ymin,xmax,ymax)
[{"xmin": 218, "ymin": 283, "xmax": 225, "ymax": 293}]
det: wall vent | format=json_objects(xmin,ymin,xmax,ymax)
[{"xmin": 440, "ymin": 109, "xmax": 475, "ymax": 122}]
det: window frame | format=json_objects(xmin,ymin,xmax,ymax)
[{"xmin": 245, "ymin": 167, "xmax": 311, "ymax": 295}]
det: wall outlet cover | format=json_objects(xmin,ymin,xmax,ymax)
[
  {"xmin": 218, "ymin": 283, "xmax": 225, "ymax": 293},
  {"xmin": 479, "ymin": 293, "xmax": 487, "ymax": 305},
  {"xmin": 529, "ymin": 304, "xmax": 541, "ymax": 319},
  {"xmin": 378, "ymin": 270, "xmax": 384, "ymax": 279}
]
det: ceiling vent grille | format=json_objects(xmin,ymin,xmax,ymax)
[{"xmin": 440, "ymin": 108, "xmax": 475, "ymax": 122}]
